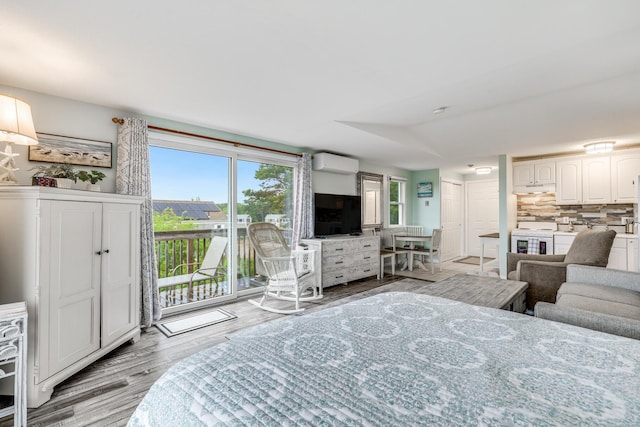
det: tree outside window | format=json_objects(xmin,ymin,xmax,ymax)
[{"xmin": 389, "ymin": 179, "xmax": 406, "ymax": 226}]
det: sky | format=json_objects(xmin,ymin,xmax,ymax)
[{"xmin": 149, "ymin": 146, "xmax": 261, "ymax": 204}]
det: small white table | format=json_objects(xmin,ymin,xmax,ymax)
[
  {"xmin": 0, "ymin": 302, "xmax": 27, "ymax": 426},
  {"xmin": 479, "ymin": 232, "xmax": 499, "ymax": 273},
  {"xmin": 392, "ymin": 235, "xmax": 432, "ymax": 271}
]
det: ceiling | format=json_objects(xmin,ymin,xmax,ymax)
[{"xmin": 2, "ymin": 1, "xmax": 640, "ymax": 174}]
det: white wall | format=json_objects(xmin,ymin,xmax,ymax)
[{"xmin": 1, "ymin": 85, "xmax": 128, "ymax": 192}]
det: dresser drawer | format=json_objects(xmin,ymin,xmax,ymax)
[
  {"xmin": 353, "ymin": 237, "xmax": 379, "ymax": 252},
  {"xmin": 323, "ymin": 270, "xmax": 349, "ymax": 287},
  {"xmin": 353, "ymin": 249, "xmax": 378, "ymax": 265},
  {"xmin": 322, "ymin": 240, "xmax": 353, "ymax": 255},
  {"xmin": 323, "ymin": 255, "xmax": 350, "ymax": 271},
  {"xmin": 349, "ymin": 262, "xmax": 378, "ymax": 281}
]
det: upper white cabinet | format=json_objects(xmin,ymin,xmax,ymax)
[
  {"xmin": 582, "ymin": 156, "xmax": 611, "ymax": 204},
  {"xmin": 554, "ymin": 149, "xmax": 640, "ymax": 205},
  {"xmin": 0, "ymin": 187, "xmax": 142, "ymax": 408},
  {"xmin": 611, "ymin": 152, "xmax": 640, "ymax": 203},
  {"xmin": 513, "ymin": 160, "xmax": 555, "ymax": 186},
  {"xmin": 555, "ymin": 159, "xmax": 582, "ymax": 204}
]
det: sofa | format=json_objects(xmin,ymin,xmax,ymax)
[
  {"xmin": 507, "ymin": 229, "xmax": 616, "ymax": 310},
  {"xmin": 535, "ymin": 264, "xmax": 640, "ymax": 340}
]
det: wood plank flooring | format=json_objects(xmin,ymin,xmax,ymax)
[
  {"xmin": 1, "ymin": 259, "xmax": 479, "ymax": 426},
  {"xmin": 1, "ymin": 276, "xmax": 403, "ymax": 427}
]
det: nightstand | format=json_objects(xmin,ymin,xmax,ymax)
[{"xmin": 0, "ymin": 302, "xmax": 27, "ymax": 426}]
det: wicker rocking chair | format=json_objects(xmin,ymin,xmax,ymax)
[{"xmin": 247, "ymin": 222, "xmax": 321, "ymax": 314}]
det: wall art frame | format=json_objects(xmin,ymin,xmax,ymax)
[
  {"xmin": 417, "ymin": 181, "xmax": 433, "ymax": 197},
  {"xmin": 29, "ymin": 133, "xmax": 112, "ymax": 168}
]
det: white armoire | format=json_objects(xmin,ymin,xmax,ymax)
[{"xmin": 0, "ymin": 187, "xmax": 142, "ymax": 407}]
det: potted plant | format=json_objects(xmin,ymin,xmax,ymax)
[
  {"xmin": 76, "ymin": 170, "xmax": 106, "ymax": 191},
  {"xmin": 31, "ymin": 163, "xmax": 77, "ymax": 189}
]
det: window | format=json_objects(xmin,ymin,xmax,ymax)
[{"xmin": 389, "ymin": 177, "xmax": 406, "ymax": 226}]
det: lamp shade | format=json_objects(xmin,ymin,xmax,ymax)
[{"xmin": 0, "ymin": 95, "xmax": 38, "ymax": 146}]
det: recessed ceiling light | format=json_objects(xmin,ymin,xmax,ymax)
[
  {"xmin": 584, "ymin": 141, "xmax": 615, "ymax": 154},
  {"xmin": 432, "ymin": 106, "xmax": 448, "ymax": 115}
]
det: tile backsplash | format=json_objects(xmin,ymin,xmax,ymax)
[{"xmin": 517, "ymin": 193, "xmax": 637, "ymax": 225}]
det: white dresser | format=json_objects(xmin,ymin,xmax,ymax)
[
  {"xmin": 0, "ymin": 187, "xmax": 142, "ymax": 407},
  {"xmin": 0, "ymin": 302, "xmax": 27, "ymax": 426},
  {"xmin": 302, "ymin": 235, "xmax": 380, "ymax": 289}
]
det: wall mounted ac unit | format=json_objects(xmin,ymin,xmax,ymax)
[{"xmin": 313, "ymin": 153, "xmax": 359, "ymax": 175}]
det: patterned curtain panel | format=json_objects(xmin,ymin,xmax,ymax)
[
  {"xmin": 292, "ymin": 152, "xmax": 313, "ymax": 246},
  {"xmin": 116, "ymin": 118, "xmax": 161, "ymax": 327}
]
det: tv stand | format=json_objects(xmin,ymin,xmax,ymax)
[{"xmin": 301, "ymin": 235, "xmax": 380, "ymax": 289}]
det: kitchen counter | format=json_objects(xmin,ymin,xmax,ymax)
[{"xmin": 554, "ymin": 231, "xmax": 637, "ymax": 238}]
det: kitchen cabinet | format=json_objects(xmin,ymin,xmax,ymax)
[
  {"xmin": 555, "ymin": 159, "xmax": 582, "ymax": 204},
  {"xmin": 611, "ymin": 152, "xmax": 640, "ymax": 203},
  {"xmin": 553, "ymin": 232, "xmax": 637, "ymax": 271},
  {"xmin": 553, "ymin": 233, "xmax": 575, "ymax": 255},
  {"xmin": 0, "ymin": 187, "xmax": 142, "ymax": 407},
  {"xmin": 513, "ymin": 160, "xmax": 555, "ymax": 187},
  {"xmin": 582, "ymin": 156, "xmax": 611, "ymax": 204},
  {"xmin": 628, "ymin": 238, "xmax": 638, "ymax": 272},
  {"xmin": 607, "ymin": 236, "xmax": 628, "ymax": 270}
]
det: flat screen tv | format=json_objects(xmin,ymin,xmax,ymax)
[{"xmin": 314, "ymin": 193, "xmax": 362, "ymax": 236}]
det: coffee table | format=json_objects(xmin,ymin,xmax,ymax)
[{"xmin": 417, "ymin": 274, "xmax": 528, "ymax": 312}]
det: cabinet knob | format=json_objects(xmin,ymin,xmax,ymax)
[
  {"xmin": 96, "ymin": 251, "xmax": 102, "ymax": 255},
  {"xmin": 104, "ymin": 249, "xmax": 110, "ymax": 254},
  {"xmin": 96, "ymin": 249, "xmax": 110, "ymax": 255}
]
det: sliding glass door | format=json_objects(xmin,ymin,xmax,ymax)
[
  {"xmin": 236, "ymin": 158, "xmax": 294, "ymax": 294},
  {"xmin": 149, "ymin": 135, "xmax": 296, "ymax": 313}
]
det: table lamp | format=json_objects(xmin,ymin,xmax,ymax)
[{"xmin": 0, "ymin": 94, "xmax": 39, "ymax": 185}]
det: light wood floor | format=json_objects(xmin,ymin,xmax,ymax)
[{"xmin": 1, "ymin": 260, "xmax": 478, "ymax": 426}]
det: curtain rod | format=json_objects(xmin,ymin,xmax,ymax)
[{"xmin": 112, "ymin": 117, "xmax": 303, "ymax": 158}]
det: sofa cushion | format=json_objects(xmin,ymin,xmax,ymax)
[
  {"xmin": 558, "ymin": 282, "xmax": 640, "ymax": 306},
  {"xmin": 556, "ymin": 286, "xmax": 640, "ymax": 322},
  {"xmin": 563, "ymin": 229, "xmax": 616, "ymax": 266}
]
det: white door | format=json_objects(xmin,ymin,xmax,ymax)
[
  {"xmin": 101, "ymin": 203, "xmax": 140, "ymax": 347},
  {"xmin": 466, "ymin": 180, "xmax": 499, "ymax": 257},
  {"xmin": 47, "ymin": 200, "xmax": 101, "ymax": 377},
  {"xmin": 441, "ymin": 180, "xmax": 463, "ymax": 260}
]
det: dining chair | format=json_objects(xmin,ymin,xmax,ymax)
[
  {"xmin": 413, "ymin": 228, "xmax": 443, "ymax": 274},
  {"xmin": 378, "ymin": 228, "xmax": 410, "ymax": 277}
]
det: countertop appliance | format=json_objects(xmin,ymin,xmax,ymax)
[{"xmin": 511, "ymin": 221, "xmax": 558, "ymax": 255}]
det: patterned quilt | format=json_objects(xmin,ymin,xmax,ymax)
[{"xmin": 128, "ymin": 292, "xmax": 640, "ymax": 426}]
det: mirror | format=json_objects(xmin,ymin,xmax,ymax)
[{"xmin": 356, "ymin": 171, "xmax": 383, "ymax": 230}]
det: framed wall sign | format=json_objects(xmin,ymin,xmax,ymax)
[
  {"xmin": 417, "ymin": 181, "xmax": 433, "ymax": 197},
  {"xmin": 29, "ymin": 133, "xmax": 112, "ymax": 168}
]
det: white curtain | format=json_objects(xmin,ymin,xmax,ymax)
[
  {"xmin": 116, "ymin": 118, "xmax": 161, "ymax": 326},
  {"xmin": 292, "ymin": 152, "xmax": 313, "ymax": 246}
]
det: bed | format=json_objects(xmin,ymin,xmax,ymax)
[{"xmin": 128, "ymin": 292, "xmax": 640, "ymax": 426}]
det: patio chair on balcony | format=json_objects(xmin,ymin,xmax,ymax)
[
  {"xmin": 247, "ymin": 222, "xmax": 321, "ymax": 314},
  {"xmin": 158, "ymin": 236, "xmax": 228, "ymax": 303}
]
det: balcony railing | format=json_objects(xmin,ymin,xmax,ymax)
[{"xmin": 154, "ymin": 228, "xmax": 260, "ymax": 308}]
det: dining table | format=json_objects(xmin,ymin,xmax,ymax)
[{"xmin": 392, "ymin": 234, "xmax": 433, "ymax": 271}]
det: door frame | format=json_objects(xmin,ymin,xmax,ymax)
[{"xmin": 440, "ymin": 178, "xmax": 464, "ymax": 261}]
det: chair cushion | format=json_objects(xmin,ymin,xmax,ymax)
[
  {"xmin": 507, "ymin": 270, "xmax": 518, "ymax": 280},
  {"xmin": 563, "ymin": 229, "xmax": 616, "ymax": 266}
]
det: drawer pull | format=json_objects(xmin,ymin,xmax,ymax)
[
  {"xmin": 335, "ymin": 261, "xmax": 343, "ymax": 265},
  {"xmin": 336, "ymin": 275, "xmax": 344, "ymax": 279},
  {"xmin": 363, "ymin": 269, "xmax": 371, "ymax": 273},
  {"xmin": 364, "ymin": 244, "xmax": 371, "ymax": 248},
  {"xmin": 335, "ymin": 248, "xmax": 344, "ymax": 251},
  {"xmin": 364, "ymin": 256, "xmax": 371, "ymax": 260}
]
